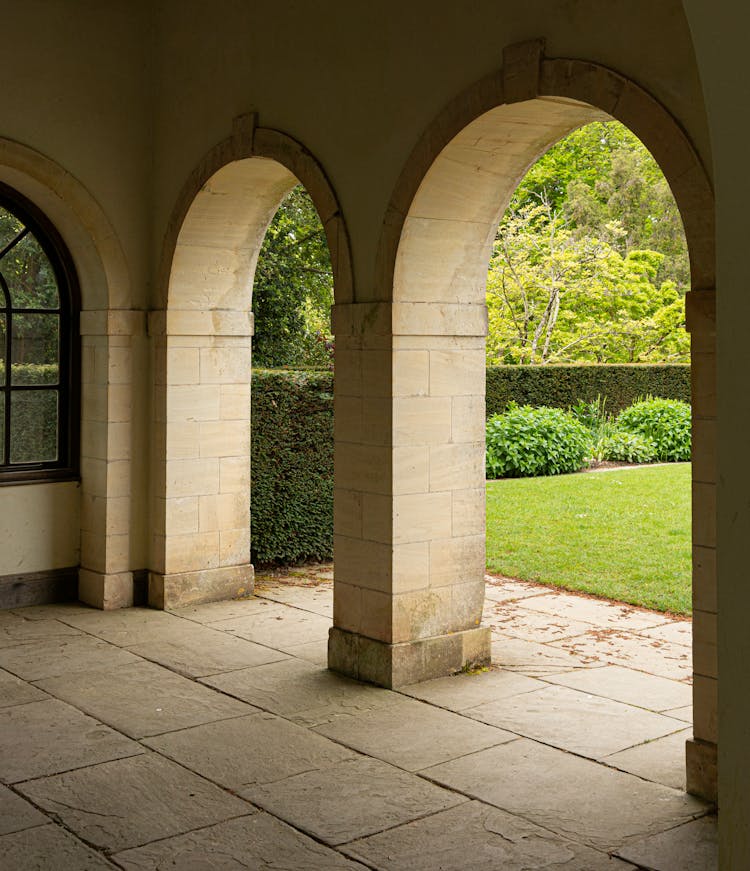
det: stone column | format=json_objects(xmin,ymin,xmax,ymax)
[
  {"xmin": 148, "ymin": 309, "xmax": 254, "ymax": 609},
  {"xmin": 328, "ymin": 302, "xmax": 491, "ymax": 688},
  {"xmin": 684, "ymin": 288, "xmax": 718, "ymax": 802},
  {"xmin": 78, "ymin": 309, "xmax": 145, "ymax": 609}
]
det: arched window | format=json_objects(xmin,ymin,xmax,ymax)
[{"xmin": 0, "ymin": 183, "xmax": 79, "ymax": 483}]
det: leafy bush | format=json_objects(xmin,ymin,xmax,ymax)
[
  {"xmin": 251, "ymin": 369, "xmax": 334, "ymax": 564},
  {"xmin": 486, "ymin": 364, "xmax": 690, "ymax": 418},
  {"xmin": 486, "ymin": 404, "xmax": 592, "ymax": 478},
  {"xmin": 597, "ymin": 430, "xmax": 657, "ymax": 463},
  {"xmin": 616, "ymin": 397, "xmax": 691, "ymax": 461}
]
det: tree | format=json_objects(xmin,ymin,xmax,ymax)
[
  {"xmin": 487, "ymin": 121, "xmax": 690, "ymax": 365},
  {"xmin": 487, "ymin": 199, "xmax": 689, "ymax": 365},
  {"xmin": 252, "ymin": 186, "xmax": 333, "ymax": 368}
]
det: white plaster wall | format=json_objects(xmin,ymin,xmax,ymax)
[{"xmin": 0, "ymin": 483, "xmax": 80, "ymax": 575}]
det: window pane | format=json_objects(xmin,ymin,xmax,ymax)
[
  {"xmin": 10, "ymin": 313, "xmax": 59, "ymax": 385},
  {"xmin": 9, "ymin": 390, "xmax": 58, "ymax": 463},
  {"xmin": 0, "ymin": 206, "xmax": 25, "ymax": 252},
  {"xmin": 2, "ymin": 232, "xmax": 59, "ymax": 309},
  {"xmin": 0, "ymin": 313, "xmax": 5, "ymax": 385}
]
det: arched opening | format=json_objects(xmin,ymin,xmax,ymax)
[
  {"xmin": 0, "ymin": 140, "xmax": 137, "ymax": 610},
  {"xmin": 362, "ymin": 48, "xmax": 715, "ymax": 814},
  {"xmin": 152, "ymin": 124, "xmax": 351, "ymax": 618}
]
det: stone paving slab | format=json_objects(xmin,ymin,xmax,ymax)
[
  {"xmin": 169, "ymin": 596, "xmax": 283, "ymax": 624},
  {"xmin": 343, "ymin": 799, "xmax": 637, "ymax": 871},
  {"xmin": 491, "ymin": 636, "xmax": 604, "ymax": 674},
  {"xmin": 401, "ymin": 667, "xmax": 544, "ymax": 712},
  {"xmin": 484, "ymin": 576, "xmax": 551, "ymax": 603},
  {"xmin": 422, "ymin": 738, "xmax": 708, "ymax": 852},
  {"xmin": 0, "ymin": 666, "xmax": 49, "ymax": 708},
  {"xmin": 35, "ymin": 660, "xmax": 254, "ymax": 738},
  {"xmin": 466, "ymin": 684, "xmax": 686, "ymax": 759},
  {"xmin": 0, "ymin": 698, "xmax": 142, "ymax": 783},
  {"xmin": 664, "ymin": 704, "xmax": 693, "ymax": 722},
  {"xmin": 243, "ymin": 756, "xmax": 467, "ymax": 846},
  {"xmin": 549, "ymin": 629, "xmax": 692, "ymax": 681},
  {"xmin": 210, "ymin": 607, "xmax": 332, "ymax": 651},
  {"xmin": 143, "ymin": 711, "xmax": 356, "ymax": 789},
  {"xmin": 518, "ymin": 590, "xmax": 671, "ymax": 632},
  {"xmin": 0, "ymin": 783, "xmax": 48, "ymax": 835},
  {"xmin": 18, "ymin": 753, "xmax": 252, "ymax": 853},
  {"xmin": 126, "ymin": 624, "xmax": 288, "ymax": 677},
  {"xmin": 0, "ymin": 635, "xmax": 139, "ymax": 681},
  {"xmin": 616, "ymin": 815, "xmax": 718, "ymax": 870},
  {"xmin": 314, "ymin": 695, "xmax": 516, "ymax": 771},
  {"xmin": 637, "ymin": 620, "xmax": 693, "ymax": 647},
  {"xmin": 0, "ymin": 824, "xmax": 118, "ymax": 870},
  {"xmin": 604, "ymin": 727, "xmax": 691, "ymax": 790},
  {"xmin": 202, "ymin": 657, "xmax": 400, "ymax": 725},
  {"xmin": 285, "ymin": 638, "xmax": 329, "ymax": 666},
  {"xmin": 52, "ymin": 607, "xmax": 189, "ymax": 646},
  {"xmin": 113, "ymin": 812, "xmax": 369, "ymax": 870},
  {"xmin": 0, "ymin": 618, "xmax": 81, "ymax": 648},
  {"xmin": 255, "ymin": 581, "xmax": 334, "ymax": 617},
  {"xmin": 484, "ymin": 604, "xmax": 595, "ymax": 644},
  {"xmin": 540, "ymin": 664, "xmax": 692, "ymax": 712}
]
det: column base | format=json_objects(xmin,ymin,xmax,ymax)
[
  {"xmin": 328, "ymin": 625, "xmax": 491, "ymax": 689},
  {"xmin": 78, "ymin": 569, "xmax": 134, "ymax": 610},
  {"xmin": 686, "ymin": 738, "xmax": 718, "ymax": 802},
  {"xmin": 148, "ymin": 564, "xmax": 255, "ymax": 610}
]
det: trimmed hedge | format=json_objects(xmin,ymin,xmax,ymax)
[
  {"xmin": 251, "ymin": 369, "xmax": 334, "ymax": 564},
  {"xmin": 486, "ymin": 364, "xmax": 690, "ymax": 417},
  {"xmin": 251, "ymin": 364, "xmax": 691, "ymax": 563}
]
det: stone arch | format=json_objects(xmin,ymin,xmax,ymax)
[
  {"xmin": 149, "ymin": 117, "xmax": 352, "ymax": 609},
  {"xmin": 0, "ymin": 138, "xmax": 144, "ymax": 611},
  {"xmin": 334, "ymin": 44, "xmax": 715, "ymax": 799}
]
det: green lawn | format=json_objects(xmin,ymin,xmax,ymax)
[{"xmin": 486, "ymin": 463, "xmax": 691, "ymax": 614}]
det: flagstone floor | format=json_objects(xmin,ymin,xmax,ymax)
[{"xmin": 0, "ymin": 565, "xmax": 716, "ymax": 870}]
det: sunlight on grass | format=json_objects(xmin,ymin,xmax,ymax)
[{"xmin": 485, "ymin": 463, "xmax": 691, "ymax": 614}]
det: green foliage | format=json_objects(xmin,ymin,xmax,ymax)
[
  {"xmin": 486, "ymin": 464, "xmax": 691, "ymax": 613},
  {"xmin": 616, "ymin": 397, "xmax": 691, "ymax": 462},
  {"xmin": 485, "ymin": 404, "xmax": 591, "ymax": 479},
  {"xmin": 597, "ymin": 430, "xmax": 657, "ymax": 464},
  {"xmin": 251, "ymin": 369, "xmax": 333, "ymax": 564},
  {"xmin": 252, "ymin": 186, "xmax": 334, "ymax": 369},
  {"xmin": 485, "ymin": 363, "xmax": 690, "ymax": 418},
  {"xmin": 488, "ymin": 121, "xmax": 690, "ymax": 366}
]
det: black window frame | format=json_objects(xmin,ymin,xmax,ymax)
[{"xmin": 0, "ymin": 182, "xmax": 80, "ymax": 486}]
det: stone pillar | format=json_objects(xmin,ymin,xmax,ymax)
[
  {"xmin": 684, "ymin": 288, "xmax": 718, "ymax": 802},
  {"xmin": 148, "ymin": 309, "xmax": 254, "ymax": 609},
  {"xmin": 328, "ymin": 302, "xmax": 491, "ymax": 688},
  {"xmin": 78, "ymin": 309, "xmax": 145, "ymax": 609}
]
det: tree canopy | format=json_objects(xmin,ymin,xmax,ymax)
[
  {"xmin": 252, "ymin": 186, "xmax": 333, "ymax": 368},
  {"xmin": 487, "ymin": 121, "xmax": 690, "ymax": 365}
]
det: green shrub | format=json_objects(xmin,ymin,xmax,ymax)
[
  {"xmin": 251, "ymin": 369, "xmax": 333, "ymax": 564},
  {"xmin": 486, "ymin": 364, "xmax": 690, "ymax": 418},
  {"xmin": 616, "ymin": 397, "xmax": 691, "ymax": 461},
  {"xmin": 597, "ymin": 430, "xmax": 657, "ymax": 463},
  {"xmin": 486, "ymin": 404, "xmax": 592, "ymax": 478}
]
